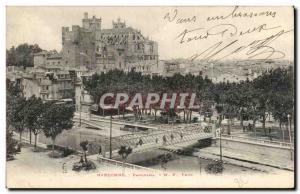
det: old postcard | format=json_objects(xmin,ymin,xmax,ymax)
[{"xmin": 6, "ymin": 6, "xmax": 295, "ymax": 189}]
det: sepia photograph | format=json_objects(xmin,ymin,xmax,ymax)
[{"xmin": 5, "ymin": 6, "xmax": 295, "ymax": 189}]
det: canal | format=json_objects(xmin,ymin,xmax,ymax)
[{"xmin": 142, "ymin": 154, "xmax": 264, "ymax": 175}]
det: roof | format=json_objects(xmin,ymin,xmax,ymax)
[
  {"xmin": 100, "ymin": 27, "xmax": 136, "ymax": 34},
  {"xmin": 46, "ymin": 65, "xmax": 61, "ymax": 69},
  {"xmin": 34, "ymin": 50, "xmax": 48, "ymax": 56},
  {"xmin": 47, "ymin": 53, "xmax": 62, "ymax": 60},
  {"xmin": 56, "ymin": 70, "xmax": 70, "ymax": 75},
  {"xmin": 40, "ymin": 79, "xmax": 52, "ymax": 86}
]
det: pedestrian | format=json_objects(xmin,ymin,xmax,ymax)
[
  {"xmin": 180, "ymin": 132, "xmax": 183, "ymax": 140},
  {"xmin": 155, "ymin": 137, "xmax": 159, "ymax": 144},
  {"xmin": 139, "ymin": 138, "xmax": 143, "ymax": 145},
  {"xmin": 163, "ymin": 135, "xmax": 167, "ymax": 145},
  {"xmin": 62, "ymin": 163, "xmax": 67, "ymax": 173},
  {"xmin": 98, "ymin": 146, "xmax": 102, "ymax": 156},
  {"xmin": 170, "ymin": 133, "xmax": 174, "ymax": 142},
  {"xmin": 79, "ymin": 155, "xmax": 84, "ymax": 163}
]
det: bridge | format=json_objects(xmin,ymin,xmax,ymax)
[
  {"xmin": 74, "ymin": 113, "xmax": 159, "ymax": 131},
  {"xmin": 73, "ymin": 113, "xmax": 214, "ymax": 159}
]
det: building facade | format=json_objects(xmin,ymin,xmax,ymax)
[
  {"xmin": 20, "ymin": 69, "xmax": 75, "ymax": 101},
  {"xmin": 61, "ymin": 13, "xmax": 159, "ymax": 74}
]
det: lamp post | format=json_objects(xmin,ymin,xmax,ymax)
[
  {"xmin": 287, "ymin": 114, "xmax": 293, "ymax": 160},
  {"xmin": 216, "ymin": 127, "xmax": 223, "ymax": 162},
  {"xmin": 79, "ymin": 95, "xmax": 82, "ymax": 126},
  {"xmin": 219, "ymin": 127, "xmax": 222, "ymax": 162},
  {"xmin": 109, "ymin": 114, "xmax": 113, "ymax": 159}
]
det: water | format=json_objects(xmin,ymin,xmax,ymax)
[{"xmin": 145, "ymin": 155, "xmax": 262, "ymax": 175}]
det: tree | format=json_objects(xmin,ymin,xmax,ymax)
[
  {"xmin": 42, "ymin": 102, "xmax": 75, "ymax": 155},
  {"xmin": 270, "ymin": 93, "xmax": 293, "ymax": 141},
  {"xmin": 25, "ymin": 96, "xmax": 44, "ymax": 149},
  {"xmin": 118, "ymin": 146, "xmax": 132, "ymax": 170},
  {"xmin": 6, "ymin": 43, "xmax": 42, "ymax": 68},
  {"xmin": 267, "ymin": 68, "xmax": 294, "ymax": 141},
  {"xmin": 6, "ymin": 129, "xmax": 18, "ymax": 160},
  {"xmin": 80, "ymin": 140, "xmax": 89, "ymax": 163},
  {"xmin": 10, "ymin": 96, "xmax": 28, "ymax": 143}
]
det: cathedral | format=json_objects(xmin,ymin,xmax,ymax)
[{"xmin": 61, "ymin": 12, "xmax": 159, "ymax": 74}]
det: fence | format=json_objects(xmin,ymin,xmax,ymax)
[
  {"xmin": 220, "ymin": 134, "xmax": 294, "ymax": 149},
  {"xmin": 97, "ymin": 156, "xmax": 159, "ymax": 172}
]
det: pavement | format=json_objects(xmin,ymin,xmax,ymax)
[{"xmin": 194, "ymin": 146, "xmax": 294, "ymax": 172}]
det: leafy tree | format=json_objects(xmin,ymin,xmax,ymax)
[
  {"xmin": 82, "ymin": 67, "xmax": 294, "ymax": 142},
  {"xmin": 9, "ymin": 96, "xmax": 28, "ymax": 143},
  {"xmin": 6, "ymin": 43, "xmax": 42, "ymax": 68},
  {"xmin": 265, "ymin": 68, "xmax": 294, "ymax": 140},
  {"xmin": 25, "ymin": 96, "xmax": 44, "ymax": 149},
  {"xmin": 6, "ymin": 129, "xmax": 18, "ymax": 160},
  {"xmin": 80, "ymin": 140, "xmax": 89, "ymax": 163},
  {"xmin": 270, "ymin": 92, "xmax": 294, "ymax": 141},
  {"xmin": 42, "ymin": 102, "xmax": 75, "ymax": 155},
  {"xmin": 118, "ymin": 146, "xmax": 132, "ymax": 163}
]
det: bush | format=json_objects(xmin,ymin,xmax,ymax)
[
  {"xmin": 46, "ymin": 144, "xmax": 75, "ymax": 157},
  {"xmin": 6, "ymin": 131, "xmax": 18, "ymax": 160},
  {"xmin": 179, "ymin": 147, "xmax": 194, "ymax": 156},
  {"xmin": 48, "ymin": 150, "xmax": 62, "ymax": 158},
  {"xmin": 62, "ymin": 147, "xmax": 75, "ymax": 157},
  {"xmin": 31, "ymin": 147, "xmax": 45, "ymax": 152},
  {"xmin": 192, "ymin": 117, "xmax": 199, "ymax": 123},
  {"xmin": 205, "ymin": 161, "xmax": 224, "ymax": 174},
  {"xmin": 72, "ymin": 160, "xmax": 96, "ymax": 172}
]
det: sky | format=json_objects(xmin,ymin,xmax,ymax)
[{"xmin": 6, "ymin": 6, "xmax": 294, "ymax": 61}]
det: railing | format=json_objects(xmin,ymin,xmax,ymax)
[
  {"xmin": 97, "ymin": 156, "xmax": 158, "ymax": 172},
  {"xmin": 220, "ymin": 134, "xmax": 294, "ymax": 148}
]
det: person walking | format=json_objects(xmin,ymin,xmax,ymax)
[
  {"xmin": 170, "ymin": 133, "xmax": 174, "ymax": 143},
  {"xmin": 139, "ymin": 138, "xmax": 143, "ymax": 146},
  {"xmin": 162, "ymin": 135, "xmax": 167, "ymax": 145},
  {"xmin": 98, "ymin": 146, "xmax": 102, "ymax": 156}
]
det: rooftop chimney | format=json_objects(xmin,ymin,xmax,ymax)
[{"xmin": 84, "ymin": 12, "xmax": 88, "ymax": 19}]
